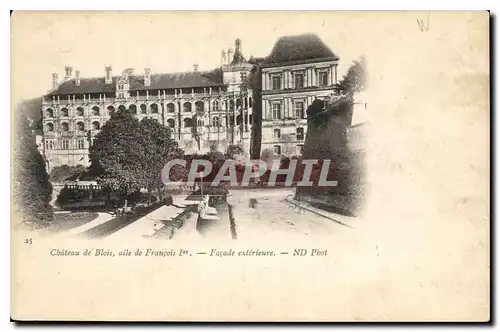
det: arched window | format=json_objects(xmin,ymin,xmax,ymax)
[
  {"xmin": 249, "ymin": 97, "xmax": 253, "ymax": 107},
  {"xmin": 46, "ymin": 109, "xmax": 54, "ymax": 117},
  {"xmin": 196, "ymin": 117, "xmax": 204, "ymax": 127},
  {"xmin": 61, "ymin": 122, "xmax": 69, "ymax": 131},
  {"xmin": 212, "ymin": 116, "xmax": 220, "ymax": 127},
  {"xmin": 92, "ymin": 106, "xmax": 100, "ymax": 116},
  {"xmin": 167, "ymin": 119, "xmax": 175, "ymax": 128},
  {"xmin": 236, "ymin": 114, "xmax": 242, "ymax": 125},
  {"xmin": 92, "ymin": 121, "xmax": 100, "ymax": 130},
  {"xmin": 183, "ymin": 102, "xmax": 192, "ymax": 113},
  {"xmin": 76, "ymin": 121, "xmax": 85, "ymax": 131},
  {"xmin": 129, "ymin": 104, "xmax": 137, "ymax": 114},
  {"xmin": 274, "ymin": 129, "xmax": 281, "ymax": 139},
  {"xmin": 45, "ymin": 122, "xmax": 54, "ymax": 132},
  {"xmin": 213, "ymin": 100, "xmax": 219, "ymax": 111},
  {"xmin": 107, "ymin": 106, "xmax": 115, "ymax": 115},
  {"xmin": 150, "ymin": 103, "xmax": 159, "ymax": 114},
  {"xmin": 118, "ymin": 105, "xmax": 126, "ymax": 112},
  {"xmin": 140, "ymin": 104, "xmax": 147, "ymax": 114},
  {"xmin": 244, "ymin": 98, "xmax": 248, "ymax": 108},
  {"xmin": 76, "ymin": 107, "xmax": 84, "ymax": 116},
  {"xmin": 236, "ymin": 98, "xmax": 242, "ymax": 109},
  {"xmin": 61, "ymin": 108, "xmax": 69, "ymax": 117},
  {"xmin": 183, "ymin": 118, "xmax": 193, "ymax": 128},
  {"xmin": 167, "ymin": 103, "xmax": 175, "ymax": 113},
  {"xmin": 195, "ymin": 101, "xmax": 204, "ymax": 113},
  {"xmin": 229, "ymin": 99, "xmax": 235, "ymax": 110}
]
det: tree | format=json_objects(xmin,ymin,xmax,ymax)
[
  {"xmin": 89, "ymin": 109, "xmax": 143, "ymax": 196},
  {"xmin": 89, "ymin": 108, "xmax": 183, "ymax": 201},
  {"xmin": 334, "ymin": 56, "xmax": 367, "ymax": 95},
  {"xmin": 12, "ymin": 111, "xmax": 53, "ymax": 229},
  {"xmin": 137, "ymin": 117, "xmax": 184, "ymax": 200}
]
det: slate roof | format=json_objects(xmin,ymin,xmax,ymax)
[
  {"xmin": 261, "ymin": 33, "xmax": 338, "ymax": 67},
  {"xmin": 47, "ymin": 68, "xmax": 224, "ymax": 96}
]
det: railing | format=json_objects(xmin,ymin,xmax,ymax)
[{"xmin": 42, "ymin": 92, "xmax": 251, "ymax": 106}]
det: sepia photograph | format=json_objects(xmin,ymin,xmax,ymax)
[{"xmin": 10, "ymin": 10, "xmax": 489, "ymax": 322}]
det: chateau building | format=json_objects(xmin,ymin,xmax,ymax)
[
  {"xmin": 41, "ymin": 39, "xmax": 253, "ymax": 169},
  {"xmin": 259, "ymin": 33, "xmax": 340, "ymax": 157},
  {"xmin": 41, "ymin": 33, "xmax": 345, "ymax": 168}
]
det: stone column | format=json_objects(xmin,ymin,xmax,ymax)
[
  {"xmin": 330, "ymin": 67, "xmax": 334, "ymax": 86},
  {"xmin": 334, "ymin": 64, "xmax": 338, "ymax": 84}
]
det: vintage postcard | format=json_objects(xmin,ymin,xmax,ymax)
[{"xmin": 10, "ymin": 11, "xmax": 490, "ymax": 322}]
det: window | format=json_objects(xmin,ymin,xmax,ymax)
[
  {"xmin": 213, "ymin": 100, "xmax": 219, "ymax": 111},
  {"xmin": 295, "ymin": 73, "xmax": 304, "ymax": 89},
  {"xmin": 273, "ymin": 145, "xmax": 281, "ymax": 155},
  {"xmin": 45, "ymin": 123, "xmax": 54, "ymax": 132},
  {"xmin": 76, "ymin": 107, "xmax": 84, "ymax": 116},
  {"xmin": 272, "ymin": 103, "xmax": 282, "ymax": 120},
  {"xmin": 272, "ymin": 75, "xmax": 282, "ymax": 90},
  {"xmin": 46, "ymin": 109, "xmax": 54, "ymax": 117},
  {"xmin": 297, "ymin": 144, "xmax": 305, "ymax": 154},
  {"xmin": 212, "ymin": 116, "xmax": 220, "ymax": 127},
  {"xmin": 296, "ymin": 127, "xmax": 305, "ymax": 140},
  {"xmin": 76, "ymin": 121, "xmax": 85, "ymax": 131},
  {"xmin": 92, "ymin": 121, "xmax": 100, "ymax": 130},
  {"xmin": 44, "ymin": 140, "xmax": 55, "ymax": 150},
  {"xmin": 183, "ymin": 118, "xmax": 193, "ymax": 128},
  {"xmin": 240, "ymin": 72, "xmax": 247, "ymax": 81},
  {"xmin": 61, "ymin": 139, "xmax": 69, "ymax": 150},
  {"xmin": 318, "ymin": 71, "xmax": 328, "ymax": 87},
  {"xmin": 61, "ymin": 108, "xmax": 69, "ymax": 117},
  {"xmin": 61, "ymin": 122, "xmax": 69, "ymax": 132},
  {"xmin": 273, "ymin": 129, "xmax": 281, "ymax": 139},
  {"xmin": 295, "ymin": 102, "xmax": 305, "ymax": 119},
  {"xmin": 118, "ymin": 84, "xmax": 123, "ymax": 90},
  {"xmin": 167, "ymin": 119, "xmax": 175, "ymax": 128},
  {"xmin": 76, "ymin": 139, "xmax": 85, "ymax": 149},
  {"xmin": 150, "ymin": 104, "xmax": 159, "ymax": 114}
]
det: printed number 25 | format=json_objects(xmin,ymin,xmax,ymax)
[{"xmin": 24, "ymin": 238, "xmax": 33, "ymax": 245}]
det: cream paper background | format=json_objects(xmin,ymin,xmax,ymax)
[{"xmin": 10, "ymin": 11, "xmax": 489, "ymax": 321}]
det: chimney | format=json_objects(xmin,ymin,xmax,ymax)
[
  {"xmin": 64, "ymin": 65, "xmax": 73, "ymax": 81},
  {"xmin": 193, "ymin": 64, "xmax": 199, "ymax": 72},
  {"xmin": 75, "ymin": 70, "xmax": 81, "ymax": 86},
  {"xmin": 105, "ymin": 65, "xmax": 112, "ymax": 84},
  {"xmin": 221, "ymin": 50, "xmax": 226, "ymax": 66},
  {"xmin": 144, "ymin": 68, "xmax": 151, "ymax": 87},
  {"xmin": 52, "ymin": 73, "xmax": 58, "ymax": 89},
  {"xmin": 227, "ymin": 48, "xmax": 233, "ymax": 65}
]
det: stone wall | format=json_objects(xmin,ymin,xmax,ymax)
[{"xmin": 295, "ymin": 97, "xmax": 367, "ymax": 217}]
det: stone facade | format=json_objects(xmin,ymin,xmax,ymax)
[
  {"xmin": 259, "ymin": 34, "xmax": 340, "ymax": 158},
  {"xmin": 40, "ymin": 33, "xmax": 349, "ymax": 169},
  {"xmin": 41, "ymin": 39, "xmax": 253, "ymax": 170}
]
